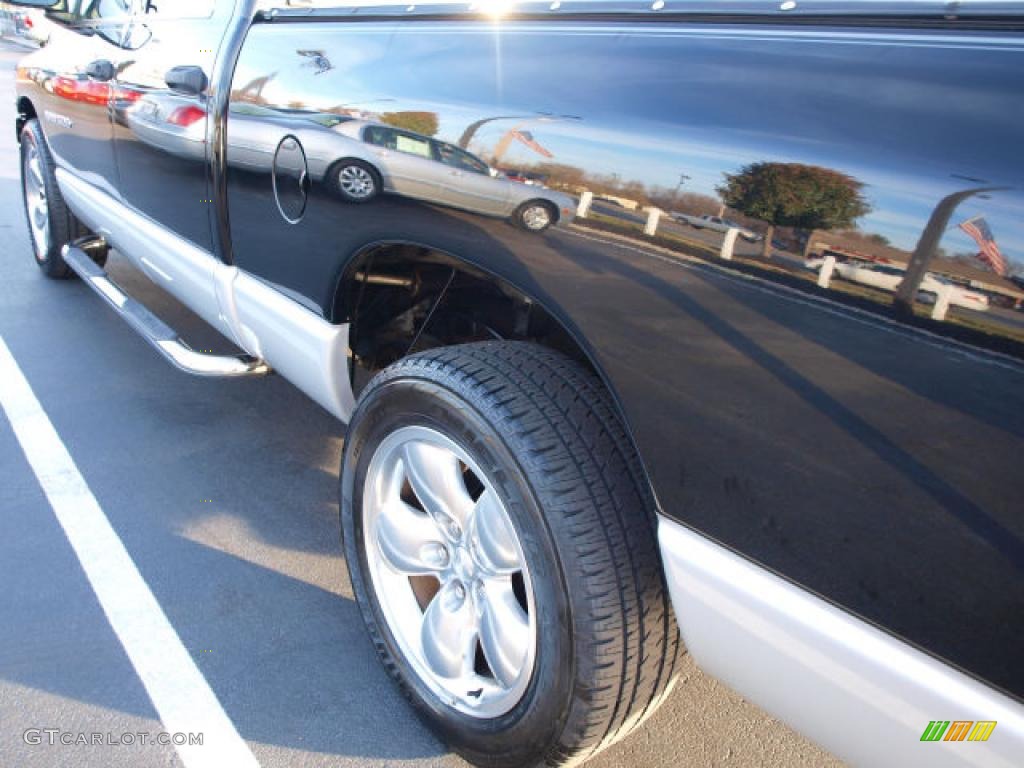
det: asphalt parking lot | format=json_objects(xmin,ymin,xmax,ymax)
[{"xmin": 0, "ymin": 42, "xmax": 843, "ymax": 768}]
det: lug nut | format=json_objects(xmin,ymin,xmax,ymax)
[{"xmin": 422, "ymin": 542, "xmax": 450, "ymax": 568}]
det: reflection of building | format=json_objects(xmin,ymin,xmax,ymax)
[{"xmin": 812, "ymin": 233, "xmax": 1024, "ymax": 307}]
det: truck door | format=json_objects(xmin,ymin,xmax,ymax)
[
  {"xmin": 109, "ymin": 0, "xmax": 229, "ymax": 252},
  {"xmin": 28, "ymin": 0, "xmax": 133, "ymax": 199}
]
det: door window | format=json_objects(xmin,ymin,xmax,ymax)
[
  {"xmin": 364, "ymin": 125, "xmax": 433, "ymax": 159},
  {"xmin": 435, "ymin": 143, "xmax": 489, "ymax": 175}
]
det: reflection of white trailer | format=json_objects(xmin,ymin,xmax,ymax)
[{"xmin": 807, "ymin": 258, "xmax": 990, "ymax": 312}]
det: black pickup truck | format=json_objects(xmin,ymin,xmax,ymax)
[{"xmin": 11, "ymin": 1, "xmax": 1024, "ymax": 766}]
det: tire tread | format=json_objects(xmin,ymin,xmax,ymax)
[{"xmin": 364, "ymin": 341, "xmax": 680, "ymax": 766}]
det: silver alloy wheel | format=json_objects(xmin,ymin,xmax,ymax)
[
  {"xmin": 338, "ymin": 164, "xmax": 376, "ymax": 199},
  {"xmin": 23, "ymin": 144, "xmax": 49, "ymax": 256},
  {"xmin": 521, "ymin": 203, "xmax": 552, "ymax": 231},
  {"xmin": 363, "ymin": 425, "xmax": 537, "ymax": 718}
]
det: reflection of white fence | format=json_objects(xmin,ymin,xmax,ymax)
[
  {"xmin": 817, "ymin": 254, "xmax": 836, "ymax": 287},
  {"xmin": 576, "ymin": 190, "xmax": 593, "ymax": 218},
  {"xmin": 644, "ymin": 208, "xmax": 661, "ymax": 236},
  {"xmin": 932, "ymin": 283, "xmax": 953, "ymax": 321},
  {"xmin": 720, "ymin": 227, "xmax": 738, "ymax": 261}
]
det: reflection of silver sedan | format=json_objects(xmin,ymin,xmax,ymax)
[
  {"xmin": 329, "ymin": 120, "xmax": 575, "ymax": 232},
  {"xmin": 672, "ymin": 213, "xmax": 761, "ymax": 242},
  {"xmin": 123, "ymin": 92, "xmax": 208, "ymax": 161},
  {"xmin": 226, "ymin": 110, "xmax": 574, "ymax": 232}
]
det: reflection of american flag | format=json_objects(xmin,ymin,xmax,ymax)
[
  {"xmin": 958, "ymin": 216, "xmax": 1008, "ymax": 276},
  {"xmin": 512, "ymin": 130, "xmax": 553, "ymax": 158}
]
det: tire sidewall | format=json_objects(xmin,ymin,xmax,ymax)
[
  {"xmin": 20, "ymin": 121, "xmax": 72, "ymax": 276},
  {"xmin": 20, "ymin": 125, "xmax": 50, "ymax": 264},
  {"xmin": 341, "ymin": 375, "xmax": 573, "ymax": 765}
]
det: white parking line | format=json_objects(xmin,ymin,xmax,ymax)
[{"xmin": 0, "ymin": 336, "xmax": 259, "ymax": 768}]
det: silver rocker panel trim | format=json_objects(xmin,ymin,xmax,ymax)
[
  {"xmin": 658, "ymin": 515, "xmax": 1024, "ymax": 768},
  {"xmin": 56, "ymin": 168, "xmax": 356, "ymax": 421}
]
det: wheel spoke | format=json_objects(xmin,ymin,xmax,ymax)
[
  {"xmin": 403, "ymin": 441, "xmax": 475, "ymax": 533},
  {"xmin": 470, "ymin": 489, "xmax": 520, "ymax": 574},
  {"xmin": 478, "ymin": 578, "xmax": 530, "ymax": 689},
  {"xmin": 421, "ymin": 583, "xmax": 477, "ymax": 680},
  {"xmin": 375, "ymin": 499, "xmax": 448, "ymax": 575},
  {"xmin": 364, "ymin": 425, "xmax": 536, "ymax": 717},
  {"xmin": 28, "ymin": 157, "xmax": 44, "ymax": 190}
]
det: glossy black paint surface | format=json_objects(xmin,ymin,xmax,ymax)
[
  {"xmin": 224, "ymin": 18, "xmax": 1024, "ymax": 700},
  {"xmin": 16, "ymin": 18, "xmax": 126, "ymax": 197},
  {"xmin": 15, "ymin": 1, "xmax": 227, "ymax": 250},
  {"xmin": 14, "ymin": 6, "xmax": 1024, "ymax": 702},
  {"xmin": 109, "ymin": 10, "xmax": 228, "ymax": 252}
]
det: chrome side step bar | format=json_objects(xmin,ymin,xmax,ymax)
[{"xmin": 62, "ymin": 242, "xmax": 270, "ymax": 378}]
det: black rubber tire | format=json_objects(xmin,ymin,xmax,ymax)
[
  {"xmin": 340, "ymin": 341, "xmax": 680, "ymax": 768},
  {"xmin": 20, "ymin": 119, "xmax": 80, "ymax": 278},
  {"xmin": 513, "ymin": 200, "xmax": 557, "ymax": 233},
  {"xmin": 329, "ymin": 158, "xmax": 381, "ymax": 204}
]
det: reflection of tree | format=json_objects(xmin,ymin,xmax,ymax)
[
  {"xmin": 718, "ymin": 162, "xmax": 870, "ymax": 259},
  {"xmin": 379, "ymin": 111, "xmax": 439, "ymax": 137}
]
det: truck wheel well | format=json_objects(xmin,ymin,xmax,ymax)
[
  {"xmin": 333, "ymin": 243, "xmax": 596, "ymax": 396},
  {"xmin": 17, "ymin": 97, "xmax": 37, "ymax": 142}
]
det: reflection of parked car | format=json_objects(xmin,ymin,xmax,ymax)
[
  {"xmin": 225, "ymin": 111, "xmax": 573, "ymax": 232},
  {"xmin": 808, "ymin": 259, "xmax": 990, "ymax": 311},
  {"xmin": 326, "ymin": 121, "xmax": 575, "ymax": 232},
  {"xmin": 1, "ymin": 7, "xmax": 49, "ymax": 46},
  {"xmin": 671, "ymin": 213, "xmax": 761, "ymax": 241},
  {"xmin": 122, "ymin": 92, "xmax": 207, "ymax": 160}
]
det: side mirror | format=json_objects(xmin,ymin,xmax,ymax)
[
  {"xmin": 121, "ymin": 22, "xmax": 151, "ymax": 50},
  {"xmin": 165, "ymin": 66, "xmax": 208, "ymax": 97}
]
